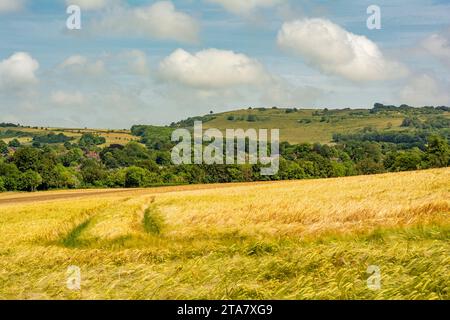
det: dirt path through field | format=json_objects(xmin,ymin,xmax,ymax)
[
  {"xmin": 0, "ymin": 189, "xmax": 144, "ymax": 205},
  {"xmin": 0, "ymin": 181, "xmax": 279, "ymax": 206}
]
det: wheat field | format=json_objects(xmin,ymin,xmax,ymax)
[{"xmin": 0, "ymin": 169, "xmax": 448, "ymax": 300}]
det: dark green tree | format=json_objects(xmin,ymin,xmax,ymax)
[
  {"xmin": 80, "ymin": 159, "xmax": 106, "ymax": 186},
  {"xmin": 0, "ymin": 140, "xmax": 8, "ymax": 155},
  {"xmin": 60, "ymin": 148, "xmax": 84, "ymax": 167},
  {"xmin": 426, "ymin": 135, "xmax": 450, "ymax": 167},
  {"xmin": 13, "ymin": 147, "xmax": 41, "ymax": 171},
  {"xmin": 20, "ymin": 170, "xmax": 42, "ymax": 192},
  {"xmin": 8, "ymin": 139, "xmax": 21, "ymax": 148},
  {"xmin": 125, "ymin": 166, "xmax": 148, "ymax": 188},
  {"xmin": 0, "ymin": 161, "xmax": 21, "ymax": 191},
  {"xmin": 392, "ymin": 148, "xmax": 424, "ymax": 171},
  {"xmin": 0, "ymin": 176, "xmax": 5, "ymax": 192}
]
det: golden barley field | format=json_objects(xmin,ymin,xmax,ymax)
[{"xmin": 0, "ymin": 169, "xmax": 449, "ymax": 300}]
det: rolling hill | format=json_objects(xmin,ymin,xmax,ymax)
[
  {"xmin": 198, "ymin": 107, "xmax": 450, "ymax": 144},
  {"xmin": 2, "ymin": 105, "xmax": 450, "ymax": 146}
]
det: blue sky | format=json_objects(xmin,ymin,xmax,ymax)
[{"xmin": 0, "ymin": 0, "xmax": 449, "ymax": 128}]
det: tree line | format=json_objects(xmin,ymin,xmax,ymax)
[{"xmin": 0, "ymin": 129, "xmax": 449, "ymax": 192}]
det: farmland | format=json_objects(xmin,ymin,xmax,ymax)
[
  {"xmin": 0, "ymin": 168, "xmax": 448, "ymax": 300},
  {"xmin": 0, "ymin": 126, "xmax": 138, "ymax": 148},
  {"xmin": 2, "ymin": 106, "xmax": 450, "ymax": 147}
]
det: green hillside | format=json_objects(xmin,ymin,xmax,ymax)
[
  {"xmin": 194, "ymin": 106, "xmax": 450, "ymax": 144},
  {"xmin": 2, "ymin": 104, "xmax": 450, "ymax": 146}
]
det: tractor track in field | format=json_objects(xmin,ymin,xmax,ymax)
[
  {"xmin": 0, "ymin": 181, "xmax": 279, "ymax": 206},
  {"xmin": 0, "ymin": 189, "xmax": 144, "ymax": 206}
]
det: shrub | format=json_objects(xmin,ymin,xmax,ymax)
[
  {"xmin": 106, "ymin": 169, "xmax": 127, "ymax": 188},
  {"xmin": 426, "ymin": 135, "xmax": 450, "ymax": 167},
  {"xmin": 8, "ymin": 139, "xmax": 21, "ymax": 148},
  {"xmin": 125, "ymin": 166, "xmax": 148, "ymax": 188},
  {"xmin": 0, "ymin": 176, "xmax": 5, "ymax": 192},
  {"xmin": 20, "ymin": 170, "xmax": 42, "ymax": 192},
  {"xmin": 0, "ymin": 162, "xmax": 21, "ymax": 191},
  {"xmin": 0, "ymin": 140, "xmax": 8, "ymax": 155},
  {"xmin": 247, "ymin": 115, "xmax": 257, "ymax": 122}
]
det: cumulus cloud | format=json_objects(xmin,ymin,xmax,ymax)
[
  {"xmin": 421, "ymin": 31, "xmax": 450, "ymax": 68},
  {"xmin": 261, "ymin": 81, "xmax": 323, "ymax": 107},
  {"xmin": 277, "ymin": 18, "xmax": 409, "ymax": 82},
  {"xmin": 0, "ymin": 0, "xmax": 24, "ymax": 13},
  {"xmin": 60, "ymin": 55, "xmax": 88, "ymax": 68},
  {"xmin": 120, "ymin": 50, "xmax": 150, "ymax": 76},
  {"xmin": 0, "ymin": 52, "xmax": 39, "ymax": 90},
  {"xmin": 59, "ymin": 55, "xmax": 105, "ymax": 76},
  {"xmin": 157, "ymin": 48, "xmax": 323, "ymax": 113},
  {"xmin": 207, "ymin": 0, "xmax": 285, "ymax": 15},
  {"xmin": 159, "ymin": 48, "xmax": 271, "ymax": 89},
  {"xmin": 51, "ymin": 91, "xmax": 85, "ymax": 105},
  {"xmin": 92, "ymin": 1, "xmax": 199, "ymax": 43},
  {"xmin": 399, "ymin": 74, "xmax": 450, "ymax": 107},
  {"xmin": 65, "ymin": 0, "xmax": 119, "ymax": 11}
]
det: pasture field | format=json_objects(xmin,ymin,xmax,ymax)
[
  {"xmin": 204, "ymin": 108, "xmax": 407, "ymax": 144},
  {"xmin": 0, "ymin": 169, "xmax": 448, "ymax": 300}
]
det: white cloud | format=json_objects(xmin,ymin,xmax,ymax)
[
  {"xmin": 421, "ymin": 32, "xmax": 450, "ymax": 68},
  {"xmin": 277, "ymin": 18, "xmax": 408, "ymax": 82},
  {"xmin": 261, "ymin": 81, "xmax": 323, "ymax": 107},
  {"xmin": 51, "ymin": 91, "xmax": 85, "ymax": 105},
  {"xmin": 92, "ymin": 1, "xmax": 199, "ymax": 43},
  {"xmin": 0, "ymin": 52, "xmax": 39, "ymax": 90},
  {"xmin": 399, "ymin": 74, "xmax": 450, "ymax": 106},
  {"xmin": 159, "ymin": 48, "xmax": 271, "ymax": 89},
  {"xmin": 0, "ymin": 0, "xmax": 24, "ymax": 13},
  {"xmin": 207, "ymin": 0, "xmax": 285, "ymax": 15},
  {"xmin": 121, "ymin": 50, "xmax": 150, "ymax": 76},
  {"xmin": 59, "ymin": 55, "xmax": 105, "ymax": 76},
  {"xmin": 157, "ymin": 48, "xmax": 323, "ymax": 113},
  {"xmin": 65, "ymin": 0, "xmax": 119, "ymax": 11},
  {"xmin": 60, "ymin": 55, "xmax": 88, "ymax": 68}
]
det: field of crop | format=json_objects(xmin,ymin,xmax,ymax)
[
  {"xmin": 0, "ymin": 127, "xmax": 138, "ymax": 147},
  {"xmin": 0, "ymin": 169, "xmax": 448, "ymax": 300}
]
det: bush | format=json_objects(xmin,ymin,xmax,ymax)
[
  {"xmin": 392, "ymin": 149, "xmax": 424, "ymax": 171},
  {"xmin": 125, "ymin": 166, "xmax": 148, "ymax": 188},
  {"xmin": 426, "ymin": 135, "xmax": 450, "ymax": 167},
  {"xmin": 78, "ymin": 133, "xmax": 106, "ymax": 148},
  {"xmin": 51, "ymin": 165, "xmax": 80, "ymax": 189},
  {"xmin": 80, "ymin": 159, "xmax": 106, "ymax": 186},
  {"xmin": 20, "ymin": 170, "xmax": 42, "ymax": 192},
  {"xmin": 13, "ymin": 147, "xmax": 41, "ymax": 171},
  {"xmin": 106, "ymin": 169, "xmax": 127, "ymax": 188},
  {"xmin": 33, "ymin": 132, "xmax": 72, "ymax": 144},
  {"xmin": 0, "ymin": 162, "xmax": 21, "ymax": 191},
  {"xmin": 401, "ymin": 117, "xmax": 422, "ymax": 128},
  {"xmin": 124, "ymin": 166, "xmax": 161, "ymax": 187},
  {"xmin": 8, "ymin": 139, "xmax": 21, "ymax": 148},
  {"xmin": 247, "ymin": 115, "xmax": 257, "ymax": 122},
  {"xmin": 0, "ymin": 176, "xmax": 5, "ymax": 192},
  {"xmin": 0, "ymin": 140, "xmax": 8, "ymax": 155}
]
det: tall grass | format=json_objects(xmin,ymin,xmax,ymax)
[
  {"xmin": 0, "ymin": 168, "xmax": 448, "ymax": 299},
  {"xmin": 60, "ymin": 219, "xmax": 92, "ymax": 248},
  {"xmin": 143, "ymin": 207, "xmax": 164, "ymax": 235}
]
